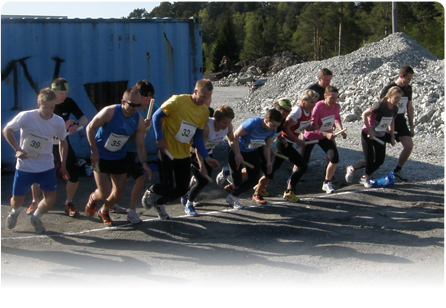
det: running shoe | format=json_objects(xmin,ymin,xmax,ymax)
[
  {"xmin": 110, "ymin": 204, "xmax": 127, "ymax": 214},
  {"xmin": 322, "ymin": 181, "xmax": 335, "ymax": 194},
  {"xmin": 216, "ymin": 166, "xmax": 229, "ymax": 186},
  {"xmin": 193, "ymin": 201, "xmax": 201, "ymax": 207},
  {"xmin": 85, "ymin": 194, "xmax": 98, "ymax": 216},
  {"xmin": 226, "ymin": 194, "xmax": 244, "ymax": 210},
  {"xmin": 359, "ymin": 175, "xmax": 373, "ymax": 188},
  {"xmin": 184, "ymin": 201, "xmax": 198, "ymax": 217},
  {"xmin": 253, "ymin": 184, "xmax": 269, "ymax": 197},
  {"xmin": 154, "ymin": 202, "xmax": 170, "ymax": 220},
  {"xmin": 283, "ymin": 190, "xmax": 300, "ymax": 203},
  {"xmin": 127, "ymin": 210, "xmax": 142, "ymax": 224},
  {"xmin": 345, "ymin": 166, "xmax": 355, "ymax": 183},
  {"xmin": 252, "ymin": 193, "xmax": 267, "ymax": 205},
  {"xmin": 64, "ymin": 202, "xmax": 80, "ymax": 217},
  {"xmin": 241, "ymin": 168, "xmax": 247, "ymax": 180},
  {"xmin": 30, "ymin": 215, "xmax": 46, "ymax": 233},
  {"xmin": 7, "ymin": 210, "xmax": 20, "ymax": 229},
  {"xmin": 26, "ymin": 202, "xmax": 37, "ymax": 215},
  {"xmin": 393, "ymin": 170, "xmax": 408, "ymax": 182},
  {"xmin": 141, "ymin": 188, "xmax": 154, "ymax": 210},
  {"xmin": 181, "ymin": 194, "xmax": 189, "ymax": 207},
  {"xmin": 224, "ymin": 184, "xmax": 236, "ymax": 194},
  {"xmin": 98, "ymin": 209, "xmax": 113, "ymax": 226}
]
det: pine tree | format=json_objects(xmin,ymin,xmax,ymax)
[{"xmin": 211, "ymin": 14, "xmax": 240, "ymax": 72}]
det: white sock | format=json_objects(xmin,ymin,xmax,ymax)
[
  {"xmin": 33, "ymin": 209, "xmax": 43, "ymax": 219},
  {"xmin": 12, "ymin": 206, "xmax": 22, "ymax": 214}
]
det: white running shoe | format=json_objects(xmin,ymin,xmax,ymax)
[
  {"xmin": 141, "ymin": 188, "xmax": 155, "ymax": 210},
  {"xmin": 154, "ymin": 202, "xmax": 170, "ymax": 220},
  {"xmin": 359, "ymin": 175, "xmax": 373, "ymax": 188},
  {"xmin": 110, "ymin": 204, "xmax": 127, "ymax": 214},
  {"xmin": 226, "ymin": 194, "xmax": 244, "ymax": 210},
  {"xmin": 30, "ymin": 215, "xmax": 46, "ymax": 233},
  {"xmin": 322, "ymin": 181, "xmax": 335, "ymax": 194},
  {"xmin": 345, "ymin": 166, "xmax": 355, "ymax": 183},
  {"xmin": 216, "ymin": 166, "xmax": 229, "ymax": 186},
  {"xmin": 127, "ymin": 210, "xmax": 142, "ymax": 224}
]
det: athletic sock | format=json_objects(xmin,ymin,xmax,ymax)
[
  {"xmin": 33, "ymin": 209, "xmax": 43, "ymax": 219},
  {"xmin": 12, "ymin": 206, "xmax": 22, "ymax": 214},
  {"xmin": 394, "ymin": 166, "xmax": 402, "ymax": 172}
]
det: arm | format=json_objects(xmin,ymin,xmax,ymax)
[
  {"xmin": 226, "ymin": 123, "xmax": 243, "ymax": 169},
  {"xmin": 58, "ymin": 139, "xmax": 69, "ymax": 180},
  {"xmin": 362, "ymin": 108, "xmax": 375, "ymax": 140},
  {"xmin": 263, "ymin": 137, "xmax": 274, "ymax": 174},
  {"xmin": 152, "ymin": 107, "xmax": 168, "ymax": 153},
  {"xmin": 407, "ymin": 99, "xmax": 414, "ymax": 137},
  {"xmin": 135, "ymin": 114, "xmax": 152, "ymax": 180},
  {"xmin": 86, "ymin": 106, "xmax": 114, "ymax": 170},
  {"xmin": 193, "ymin": 128, "xmax": 219, "ymax": 169},
  {"xmin": 2, "ymin": 126, "xmax": 27, "ymax": 159},
  {"xmin": 195, "ymin": 124, "xmax": 210, "ymax": 177},
  {"xmin": 282, "ymin": 117, "xmax": 306, "ymax": 147}
]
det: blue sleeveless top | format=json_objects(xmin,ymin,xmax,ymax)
[{"xmin": 95, "ymin": 104, "xmax": 140, "ymax": 160}]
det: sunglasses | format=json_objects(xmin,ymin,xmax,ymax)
[{"xmin": 124, "ymin": 100, "xmax": 142, "ymax": 108}]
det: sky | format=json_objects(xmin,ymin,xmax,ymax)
[{"xmin": 1, "ymin": 0, "xmax": 162, "ymax": 19}]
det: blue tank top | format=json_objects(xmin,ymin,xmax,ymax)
[{"xmin": 96, "ymin": 104, "xmax": 140, "ymax": 160}]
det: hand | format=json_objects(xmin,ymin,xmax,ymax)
[
  {"xmin": 341, "ymin": 132, "xmax": 347, "ymax": 139},
  {"xmin": 144, "ymin": 119, "xmax": 152, "ymax": 129},
  {"xmin": 156, "ymin": 139, "xmax": 167, "ymax": 153},
  {"xmin": 68, "ymin": 123, "xmax": 78, "ymax": 135},
  {"xmin": 60, "ymin": 165, "xmax": 70, "ymax": 181},
  {"xmin": 235, "ymin": 154, "xmax": 243, "ymax": 170},
  {"xmin": 296, "ymin": 139, "xmax": 306, "ymax": 148},
  {"xmin": 266, "ymin": 162, "xmax": 272, "ymax": 174},
  {"xmin": 410, "ymin": 128, "xmax": 415, "ymax": 137},
  {"xmin": 142, "ymin": 163, "xmax": 152, "ymax": 180},
  {"xmin": 90, "ymin": 151, "xmax": 100, "ymax": 171},
  {"xmin": 15, "ymin": 149, "xmax": 26, "ymax": 159},
  {"xmin": 205, "ymin": 157, "xmax": 220, "ymax": 169},
  {"xmin": 367, "ymin": 131, "xmax": 375, "ymax": 140},
  {"xmin": 65, "ymin": 119, "xmax": 75, "ymax": 130}
]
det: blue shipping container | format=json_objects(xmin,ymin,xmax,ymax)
[{"xmin": 1, "ymin": 17, "xmax": 203, "ymax": 165}]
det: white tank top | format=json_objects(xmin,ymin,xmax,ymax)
[{"xmin": 205, "ymin": 118, "xmax": 229, "ymax": 154}]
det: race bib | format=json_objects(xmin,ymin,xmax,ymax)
[
  {"xmin": 23, "ymin": 133, "xmax": 51, "ymax": 154},
  {"xmin": 294, "ymin": 120, "xmax": 311, "ymax": 134},
  {"xmin": 398, "ymin": 97, "xmax": 408, "ymax": 114},
  {"xmin": 205, "ymin": 140, "xmax": 221, "ymax": 149},
  {"xmin": 104, "ymin": 133, "xmax": 129, "ymax": 152},
  {"xmin": 174, "ymin": 120, "xmax": 198, "ymax": 144},
  {"xmin": 248, "ymin": 139, "xmax": 266, "ymax": 149},
  {"xmin": 320, "ymin": 115, "xmax": 335, "ymax": 131},
  {"xmin": 52, "ymin": 135, "xmax": 60, "ymax": 145},
  {"xmin": 375, "ymin": 117, "xmax": 393, "ymax": 132}
]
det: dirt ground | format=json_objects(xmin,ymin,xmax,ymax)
[{"xmin": 1, "ymin": 87, "xmax": 444, "ymax": 306}]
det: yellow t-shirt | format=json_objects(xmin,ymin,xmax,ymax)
[{"xmin": 161, "ymin": 94, "xmax": 210, "ymax": 159}]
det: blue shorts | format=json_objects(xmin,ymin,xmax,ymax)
[{"xmin": 12, "ymin": 168, "xmax": 57, "ymax": 196}]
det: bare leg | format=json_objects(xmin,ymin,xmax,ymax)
[
  {"xmin": 396, "ymin": 136, "xmax": 413, "ymax": 168},
  {"xmin": 129, "ymin": 175, "xmax": 145, "ymax": 211}
]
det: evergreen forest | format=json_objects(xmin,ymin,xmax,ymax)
[{"xmin": 127, "ymin": 2, "xmax": 444, "ymax": 74}]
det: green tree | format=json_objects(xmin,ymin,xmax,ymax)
[
  {"xmin": 127, "ymin": 8, "xmax": 148, "ymax": 19},
  {"xmin": 211, "ymin": 14, "xmax": 240, "ymax": 72}
]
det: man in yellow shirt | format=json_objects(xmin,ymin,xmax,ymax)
[{"xmin": 142, "ymin": 79, "xmax": 220, "ymax": 219}]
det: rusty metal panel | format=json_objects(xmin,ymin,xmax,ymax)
[{"xmin": 1, "ymin": 17, "xmax": 203, "ymax": 163}]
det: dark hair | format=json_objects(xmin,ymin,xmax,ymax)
[
  {"xmin": 318, "ymin": 68, "xmax": 333, "ymax": 79},
  {"xmin": 399, "ymin": 65, "xmax": 414, "ymax": 77},
  {"xmin": 265, "ymin": 108, "xmax": 282, "ymax": 123},
  {"xmin": 214, "ymin": 105, "xmax": 235, "ymax": 121},
  {"xmin": 135, "ymin": 80, "xmax": 155, "ymax": 96},
  {"xmin": 324, "ymin": 85, "xmax": 339, "ymax": 94}
]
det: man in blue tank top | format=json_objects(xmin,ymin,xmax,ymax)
[{"xmin": 85, "ymin": 88, "xmax": 152, "ymax": 226}]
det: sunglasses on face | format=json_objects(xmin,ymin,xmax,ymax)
[{"xmin": 124, "ymin": 100, "xmax": 142, "ymax": 108}]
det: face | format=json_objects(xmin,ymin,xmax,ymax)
[
  {"xmin": 54, "ymin": 90, "xmax": 68, "ymax": 104},
  {"xmin": 195, "ymin": 88, "xmax": 213, "ymax": 106},
  {"xmin": 122, "ymin": 94, "xmax": 142, "ymax": 116},
  {"xmin": 302, "ymin": 99, "xmax": 317, "ymax": 112},
  {"xmin": 264, "ymin": 119, "xmax": 280, "ymax": 132},
  {"xmin": 215, "ymin": 117, "xmax": 233, "ymax": 131},
  {"xmin": 399, "ymin": 73, "xmax": 413, "ymax": 87},
  {"xmin": 389, "ymin": 94, "xmax": 402, "ymax": 106},
  {"xmin": 324, "ymin": 91, "xmax": 338, "ymax": 108},
  {"xmin": 140, "ymin": 92, "xmax": 153, "ymax": 108},
  {"xmin": 38, "ymin": 99, "xmax": 56, "ymax": 120},
  {"xmin": 279, "ymin": 108, "xmax": 291, "ymax": 119},
  {"xmin": 318, "ymin": 75, "xmax": 332, "ymax": 88}
]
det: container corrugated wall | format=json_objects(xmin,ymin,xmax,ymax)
[{"xmin": 1, "ymin": 17, "xmax": 203, "ymax": 164}]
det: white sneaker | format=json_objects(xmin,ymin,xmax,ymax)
[
  {"xmin": 154, "ymin": 202, "xmax": 170, "ymax": 220},
  {"xmin": 359, "ymin": 175, "xmax": 373, "ymax": 188},
  {"xmin": 110, "ymin": 204, "xmax": 127, "ymax": 214},
  {"xmin": 216, "ymin": 166, "xmax": 229, "ymax": 186},
  {"xmin": 127, "ymin": 210, "xmax": 142, "ymax": 224},
  {"xmin": 30, "ymin": 215, "xmax": 46, "ymax": 233},
  {"xmin": 345, "ymin": 166, "xmax": 355, "ymax": 183},
  {"xmin": 141, "ymin": 188, "xmax": 154, "ymax": 209},
  {"xmin": 322, "ymin": 181, "xmax": 335, "ymax": 194},
  {"xmin": 226, "ymin": 194, "xmax": 244, "ymax": 210}
]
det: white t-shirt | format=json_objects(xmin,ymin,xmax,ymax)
[
  {"xmin": 204, "ymin": 118, "xmax": 229, "ymax": 154},
  {"xmin": 6, "ymin": 109, "xmax": 66, "ymax": 172}
]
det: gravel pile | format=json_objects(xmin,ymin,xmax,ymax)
[{"xmin": 231, "ymin": 33, "xmax": 445, "ymax": 137}]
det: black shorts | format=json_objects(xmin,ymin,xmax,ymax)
[
  {"xmin": 126, "ymin": 152, "xmax": 144, "ymax": 179},
  {"xmin": 394, "ymin": 114, "xmax": 411, "ymax": 140},
  {"xmin": 98, "ymin": 157, "xmax": 128, "ymax": 174}
]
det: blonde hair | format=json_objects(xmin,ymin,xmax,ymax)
[
  {"xmin": 38, "ymin": 88, "xmax": 56, "ymax": 104},
  {"xmin": 195, "ymin": 79, "xmax": 213, "ymax": 92},
  {"xmin": 381, "ymin": 86, "xmax": 403, "ymax": 102},
  {"xmin": 299, "ymin": 89, "xmax": 319, "ymax": 105}
]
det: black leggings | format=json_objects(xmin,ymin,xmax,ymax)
[
  {"xmin": 274, "ymin": 138, "xmax": 308, "ymax": 190},
  {"xmin": 352, "ymin": 131, "xmax": 387, "ymax": 176},
  {"xmin": 300, "ymin": 138, "xmax": 339, "ymax": 164},
  {"xmin": 188, "ymin": 153, "xmax": 214, "ymax": 202},
  {"xmin": 150, "ymin": 151, "xmax": 191, "ymax": 205},
  {"xmin": 228, "ymin": 149, "xmax": 261, "ymax": 197}
]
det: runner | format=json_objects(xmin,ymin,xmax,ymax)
[
  {"xmin": 223, "ymin": 109, "xmax": 282, "ymax": 209},
  {"xmin": 85, "ymin": 88, "xmax": 151, "ymax": 226},
  {"xmin": 251, "ymin": 98, "xmax": 293, "ymax": 205},
  {"xmin": 300, "ymin": 85, "xmax": 347, "ymax": 194},
  {"xmin": 3, "ymin": 88, "xmax": 68, "ymax": 233},
  {"xmin": 181, "ymin": 105, "xmax": 241, "ymax": 216},
  {"xmin": 379, "ymin": 65, "xmax": 415, "ymax": 181},
  {"xmin": 141, "ymin": 79, "xmax": 220, "ymax": 219},
  {"xmin": 345, "ymin": 86, "xmax": 402, "ymax": 187}
]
